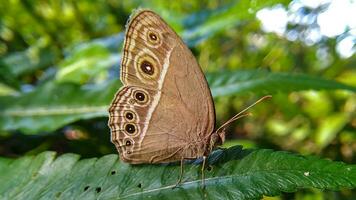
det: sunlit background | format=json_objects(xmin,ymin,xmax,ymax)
[
  {"xmin": 0, "ymin": 0, "xmax": 355, "ymax": 199},
  {"xmin": 257, "ymin": 0, "xmax": 356, "ymax": 57}
]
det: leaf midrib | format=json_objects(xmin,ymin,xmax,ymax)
[{"xmin": 118, "ymin": 167, "xmax": 346, "ymax": 199}]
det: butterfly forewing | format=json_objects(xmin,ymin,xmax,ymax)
[
  {"xmin": 108, "ymin": 10, "xmax": 215, "ymax": 164},
  {"xmin": 120, "ymin": 11, "xmax": 174, "ymax": 89}
]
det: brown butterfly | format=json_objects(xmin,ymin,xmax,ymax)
[{"xmin": 108, "ymin": 9, "xmax": 270, "ymax": 185}]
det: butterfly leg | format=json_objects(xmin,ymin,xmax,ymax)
[
  {"xmin": 201, "ymin": 156, "xmax": 207, "ymax": 189},
  {"xmin": 173, "ymin": 157, "xmax": 185, "ymax": 188}
]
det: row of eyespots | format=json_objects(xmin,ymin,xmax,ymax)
[
  {"xmin": 122, "ymin": 89, "xmax": 150, "ymax": 147},
  {"xmin": 119, "ymin": 29, "xmax": 160, "ymax": 150}
]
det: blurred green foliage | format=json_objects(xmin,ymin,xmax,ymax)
[{"xmin": 0, "ymin": 0, "xmax": 355, "ymax": 199}]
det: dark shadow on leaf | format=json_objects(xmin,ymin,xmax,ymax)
[{"xmin": 190, "ymin": 145, "xmax": 253, "ymax": 165}]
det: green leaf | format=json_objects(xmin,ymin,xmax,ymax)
[
  {"xmin": 208, "ymin": 70, "xmax": 356, "ymax": 97},
  {"xmin": 0, "ymin": 80, "xmax": 121, "ymax": 134},
  {"xmin": 0, "ymin": 83, "xmax": 18, "ymax": 96},
  {"xmin": 1, "ymin": 45, "xmax": 56, "ymax": 77},
  {"xmin": 1, "ymin": 70, "xmax": 355, "ymax": 134},
  {"xmin": 57, "ymin": 44, "xmax": 118, "ymax": 84},
  {"xmin": 315, "ymin": 113, "xmax": 349, "ymax": 148},
  {"xmin": 0, "ymin": 146, "xmax": 354, "ymax": 199}
]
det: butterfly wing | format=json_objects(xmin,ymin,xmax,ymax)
[{"xmin": 108, "ymin": 10, "xmax": 215, "ymax": 163}]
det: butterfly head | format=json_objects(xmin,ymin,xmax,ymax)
[{"xmin": 207, "ymin": 129, "xmax": 225, "ymax": 154}]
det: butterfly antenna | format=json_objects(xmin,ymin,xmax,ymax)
[{"xmin": 215, "ymin": 95, "xmax": 272, "ymax": 134}]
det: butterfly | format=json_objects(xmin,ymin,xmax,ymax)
[{"xmin": 108, "ymin": 9, "xmax": 270, "ymax": 185}]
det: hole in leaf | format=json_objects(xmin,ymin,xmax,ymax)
[
  {"xmin": 137, "ymin": 183, "xmax": 142, "ymax": 188},
  {"xmin": 95, "ymin": 187, "xmax": 101, "ymax": 193},
  {"xmin": 111, "ymin": 170, "xmax": 116, "ymax": 175},
  {"xmin": 55, "ymin": 192, "xmax": 62, "ymax": 197},
  {"xmin": 84, "ymin": 186, "xmax": 90, "ymax": 191},
  {"xmin": 206, "ymin": 165, "xmax": 213, "ymax": 172},
  {"xmin": 32, "ymin": 172, "xmax": 39, "ymax": 178}
]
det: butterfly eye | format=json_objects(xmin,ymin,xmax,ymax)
[
  {"xmin": 125, "ymin": 123, "xmax": 136, "ymax": 134},
  {"xmin": 140, "ymin": 60, "xmax": 154, "ymax": 75}
]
